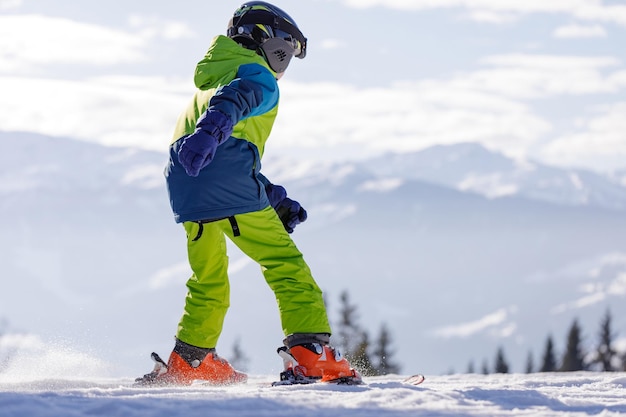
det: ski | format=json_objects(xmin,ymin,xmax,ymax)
[
  {"xmin": 270, "ymin": 376, "xmax": 362, "ymax": 387},
  {"xmin": 270, "ymin": 373, "xmax": 425, "ymax": 387},
  {"xmin": 402, "ymin": 374, "xmax": 425, "ymax": 386}
]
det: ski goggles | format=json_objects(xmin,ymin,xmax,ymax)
[{"xmin": 273, "ymin": 28, "xmax": 306, "ymax": 59}]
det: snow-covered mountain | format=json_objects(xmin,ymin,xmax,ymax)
[
  {"xmin": 364, "ymin": 143, "xmax": 626, "ymax": 210},
  {"xmin": 1, "ymin": 131, "xmax": 626, "ymax": 379}
]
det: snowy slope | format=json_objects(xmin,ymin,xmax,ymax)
[
  {"xmin": 2, "ymin": 131, "xmax": 626, "ymax": 380},
  {"xmin": 1, "ymin": 332, "xmax": 624, "ymax": 417},
  {"xmin": 0, "ymin": 372, "xmax": 625, "ymax": 417}
]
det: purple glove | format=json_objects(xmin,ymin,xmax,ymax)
[
  {"xmin": 265, "ymin": 183, "xmax": 287, "ymax": 210},
  {"xmin": 177, "ymin": 131, "xmax": 218, "ymax": 177},
  {"xmin": 178, "ymin": 110, "xmax": 233, "ymax": 177},
  {"xmin": 276, "ymin": 198, "xmax": 308, "ymax": 233}
]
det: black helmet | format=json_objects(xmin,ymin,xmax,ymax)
[{"xmin": 227, "ymin": 1, "xmax": 307, "ymax": 73}]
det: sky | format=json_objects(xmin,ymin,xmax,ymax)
[{"xmin": 1, "ymin": 0, "xmax": 626, "ymax": 173}]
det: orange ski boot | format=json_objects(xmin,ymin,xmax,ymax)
[
  {"xmin": 276, "ymin": 343, "xmax": 362, "ymax": 385},
  {"xmin": 135, "ymin": 339, "xmax": 247, "ymax": 386}
]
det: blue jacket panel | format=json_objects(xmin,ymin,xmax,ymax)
[
  {"xmin": 165, "ymin": 37, "xmax": 279, "ymax": 223},
  {"xmin": 167, "ymin": 136, "xmax": 269, "ymax": 223}
]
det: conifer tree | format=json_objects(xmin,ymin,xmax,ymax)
[
  {"xmin": 494, "ymin": 346, "xmax": 510, "ymax": 374},
  {"xmin": 525, "ymin": 350, "xmax": 534, "ymax": 374},
  {"xmin": 481, "ymin": 359, "xmax": 489, "ymax": 375},
  {"xmin": 336, "ymin": 290, "xmax": 363, "ymax": 358},
  {"xmin": 335, "ymin": 291, "xmax": 375, "ymax": 374},
  {"xmin": 540, "ymin": 335, "xmax": 557, "ymax": 372},
  {"xmin": 467, "ymin": 360, "xmax": 475, "ymax": 374},
  {"xmin": 372, "ymin": 323, "xmax": 401, "ymax": 375},
  {"xmin": 593, "ymin": 309, "xmax": 617, "ymax": 372},
  {"xmin": 230, "ymin": 337, "xmax": 249, "ymax": 372},
  {"xmin": 560, "ymin": 318, "xmax": 586, "ymax": 372}
]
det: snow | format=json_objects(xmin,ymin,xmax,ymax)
[
  {"xmin": 1, "ymin": 372, "xmax": 625, "ymax": 417},
  {"xmin": 3, "ymin": 340, "xmax": 624, "ymax": 416}
]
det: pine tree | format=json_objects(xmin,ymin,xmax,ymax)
[
  {"xmin": 559, "ymin": 318, "xmax": 586, "ymax": 372},
  {"xmin": 481, "ymin": 359, "xmax": 489, "ymax": 375},
  {"xmin": 525, "ymin": 350, "xmax": 534, "ymax": 374},
  {"xmin": 540, "ymin": 334, "xmax": 557, "ymax": 372},
  {"xmin": 372, "ymin": 323, "xmax": 401, "ymax": 375},
  {"xmin": 594, "ymin": 309, "xmax": 617, "ymax": 372},
  {"xmin": 494, "ymin": 346, "xmax": 510, "ymax": 374},
  {"xmin": 467, "ymin": 360, "xmax": 475, "ymax": 374},
  {"xmin": 335, "ymin": 291, "xmax": 375, "ymax": 374},
  {"xmin": 336, "ymin": 290, "xmax": 363, "ymax": 358},
  {"xmin": 229, "ymin": 337, "xmax": 249, "ymax": 372}
]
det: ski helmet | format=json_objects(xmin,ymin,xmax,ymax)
[{"xmin": 227, "ymin": 1, "xmax": 307, "ymax": 73}]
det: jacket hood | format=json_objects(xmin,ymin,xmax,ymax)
[{"xmin": 194, "ymin": 35, "xmax": 273, "ymax": 90}]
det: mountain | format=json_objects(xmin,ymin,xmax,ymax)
[
  {"xmin": 364, "ymin": 143, "xmax": 626, "ymax": 210},
  {"xmin": 1, "ymin": 131, "xmax": 626, "ymax": 378}
]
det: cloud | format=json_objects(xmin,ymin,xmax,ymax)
[
  {"xmin": 432, "ymin": 307, "xmax": 517, "ymax": 338},
  {"xmin": 128, "ymin": 15, "xmax": 196, "ymax": 40},
  {"xmin": 0, "ymin": 13, "xmax": 194, "ymax": 75},
  {"xmin": 475, "ymin": 54, "xmax": 624, "ymax": 98},
  {"xmin": 3, "ymin": 51, "xmax": 625, "ymax": 172},
  {"xmin": 537, "ymin": 252, "xmax": 626, "ymax": 313},
  {"xmin": 458, "ymin": 173, "xmax": 519, "ymax": 198},
  {"xmin": 0, "ymin": 15, "xmax": 148, "ymax": 74},
  {"xmin": 319, "ymin": 38, "xmax": 348, "ymax": 50},
  {"xmin": 465, "ymin": 9, "xmax": 518, "ymax": 24},
  {"xmin": 539, "ymin": 102, "xmax": 626, "ymax": 172},
  {"xmin": 120, "ymin": 164, "xmax": 166, "ymax": 189},
  {"xmin": 0, "ymin": 75, "xmax": 192, "ymax": 150},
  {"xmin": 550, "ymin": 271, "xmax": 626, "ymax": 314},
  {"xmin": 528, "ymin": 252, "xmax": 626, "ymax": 283},
  {"xmin": 0, "ymin": 0, "xmax": 21, "ymax": 10},
  {"xmin": 273, "ymin": 53, "xmax": 626, "ymax": 163},
  {"xmin": 273, "ymin": 78, "xmax": 550, "ymax": 160},
  {"xmin": 338, "ymin": 0, "xmax": 626, "ymax": 26},
  {"xmin": 146, "ymin": 261, "xmax": 190, "ymax": 291},
  {"xmin": 358, "ymin": 178, "xmax": 404, "ymax": 192},
  {"xmin": 553, "ymin": 24, "xmax": 608, "ymax": 39}
]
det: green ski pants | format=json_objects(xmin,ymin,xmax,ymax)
[{"xmin": 176, "ymin": 205, "xmax": 331, "ymax": 349}]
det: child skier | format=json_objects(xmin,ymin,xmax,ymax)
[{"xmin": 136, "ymin": 1, "xmax": 361, "ymax": 386}]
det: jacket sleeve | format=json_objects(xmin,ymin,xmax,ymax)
[
  {"xmin": 208, "ymin": 63, "xmax": 279, "ymax": 125},
  {"xmin": 257, "ymin": 172, "xmax": 272, "ymax": 188}
]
